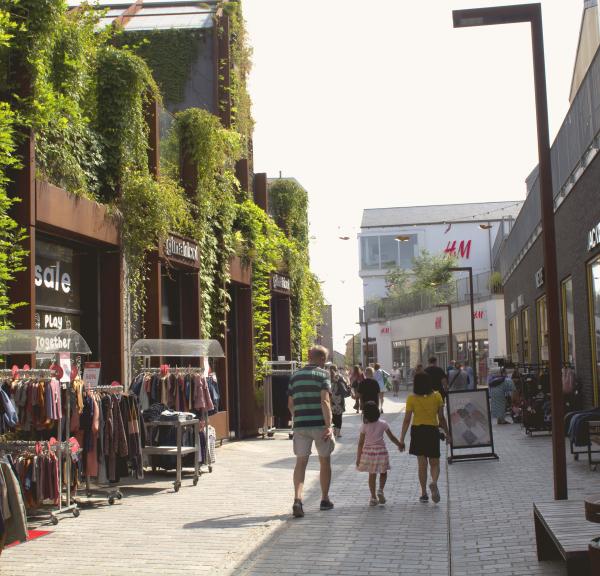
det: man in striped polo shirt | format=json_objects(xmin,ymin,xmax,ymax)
[{"xmin": 288, "ymin": 345, "xmax": 335, "ymax": 518}]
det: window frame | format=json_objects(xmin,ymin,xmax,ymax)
[
  {"xmin": 536, "ymin": 295, "xmax": 549, "ymax": 364},
  {"xmin": 587, "ymin": 256, "xmax": 600, "ymax": 406}
]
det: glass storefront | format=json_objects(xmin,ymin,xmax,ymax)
[
  {"xmin": 589, "ymin": 257, "xmax": 600, "ymax": 404},
  {"xmin": 360, "ymin": 234, "xmax": 418, "ymax": 271},
  {"xmin": 508, "ymin": 315, "xmax": 519, "ymax": 363},
  {"xmin": 562, "ymin": 277, "xmax": 576, "ymax": 366},
  {"xmin": 521, "ymin": 307, "xmax": 531, "ymax": 364},
  {"xmin": 537, "ymin": 295, "xmax": 549, "ymax": 363}
]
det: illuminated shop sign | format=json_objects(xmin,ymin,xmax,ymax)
[
  {"xmin": 35, "ymin": 240, "xmax": 80, "ymax": 312},
  {"xmin": 588, "ymin": 222, "xmax": 600, "ymax": 252},
  {"xmin": 444, "ymin": 240, "xmax": 472, "ymax": 259},
  {"xmin": 165, "ymin": 235, "xmax": 199, "ymax": 264},
  {"xmin": 272, "ymin": 273, "xmax": 291, "ymax": 294}
]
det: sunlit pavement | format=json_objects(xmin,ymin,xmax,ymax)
[{"xmin": 1, "ymin": 392, "xmax": 596, "ymax": 575}]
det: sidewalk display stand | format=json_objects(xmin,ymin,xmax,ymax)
[
  {"xmin": 446, "ymin": 388, "xmax": 498, "ymax": 463},
  {"xmin": 130, "ymin": 338, "xmax": 224, "ymax": 492},
  {"xmin": 263, "ymin": 360, "xmax": 298, "ymax": 440},
  {"xmin": 0, "ymin": 329, "xmax": 91, "ymax": 523}
]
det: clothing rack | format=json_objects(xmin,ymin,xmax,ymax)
[
  {"xmin": 130, "ymin": 338, "xmax": 224, "ymax": 491},
  {"xmin": 0, "ymin": 369, "xmax": 55, "ymax": 378},
  {"xmin": 79, "ymin": 384, "xmax": 125, "ymax": 506}
]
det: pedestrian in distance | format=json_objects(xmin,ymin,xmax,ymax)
[
  {"xmin": 373, "ymin": 362, "xmax": 386, "ymax": 412},
  {"xmin": 288, "ymin": 345, "xmax": 335, "ymax": 518},
  {"xmin": 357, "ymin": 366, "xmax": 380, "ymax": 411},
  {"xmin": 463, "ymin": 361, "xmax": 475, "ymax": 389},
  {"xmin": 391, "ymin": 365, "xmax": 400, "ymax": 397},
  {"xmin": 350, "ymin": 365, "xmax": 364, "ymax": 413},
  {"xmin": 488, "ymin": 367, "xmax": 514, "ymax": 425},
  {"xmin": 330, "ymin": 364, "xmax": 349, "ymax": 438},
  {"xmin": 425, "ymin": 356, "xmax": 448, "ymax": 401},
  {"xmin": 399, "ymin": 373, "xmax": 451, "ymax": 504},
  {"xmin": 356, "ymin": 401, "xmax": 402, "ymax": 506},
  {"xmin": 447, "ymin": 362, "xmax": 469, "ymax": 391}
]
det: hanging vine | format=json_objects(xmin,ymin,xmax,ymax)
[
  {"xmin": 0, "ymin": 5, "xmax": 26, "ymax": 328},
  {"xmin": 170, "ymin": 107, "xmax": 242, "ymax": 338}
]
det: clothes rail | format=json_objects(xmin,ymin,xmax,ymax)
[
  {"xmin": 88, "ymin": 385, "xmax": 124, "ymax": 392},
  {"xmin": 0, "ymin": 369, "xmax": 56, "ymax": 378}
]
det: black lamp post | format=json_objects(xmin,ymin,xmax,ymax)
[
  {"xmin": 344, "ymin": 333, "xmax": 356, "ymax": 366},
  {"xmin": 453, "ymin": 3, "xmax": 566, "ymax": 500},
  {"xmin": 448, "ymin": 266, "xmax": 476, "ymax": 386}
]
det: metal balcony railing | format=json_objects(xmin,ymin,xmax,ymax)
[{"xmin": 365, "ymin": 270, "xmax": 502, "ymax": 322}]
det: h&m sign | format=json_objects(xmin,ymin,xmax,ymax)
[{"xmin": 444, "ymin": 240, "xmax": 472, "ymax": 259}]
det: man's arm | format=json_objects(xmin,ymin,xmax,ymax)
[
  {"xmin": 321, "ymin": 389, "xmax": 333, "ymax": 439},
  {"xmin": 288, "ymin": 395, "xmax": 294, "ymax": 419}
]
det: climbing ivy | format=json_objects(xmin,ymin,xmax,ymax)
[
  {"xmin": 114, "ymin": 29, "xmax": 206, "ymax": 107},
  {"xmin": 234, "ymin": 199, "xmax": 293, "ymax": 383},
  {"xmin": 170, "ymin": 107, "xmax": 242, "ymax": 338},
  {"xmin": 223, "ymin": 0, "xmax": 254, "ymax": 153},
  {"xmin": 269, "ymin": 178, "xmax": 324, "ymax": 362},
  {"xmin": 119, "ymin": 169, "xmax": 190, "ymax": 323},
  {"xmin": 0, "ymin": 5, "xmax": 26, "ymax": 327}
]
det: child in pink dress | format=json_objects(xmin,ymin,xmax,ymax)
[{"xmin": 356, "ymin": 401, "xmax": 401, "ymax": 506}]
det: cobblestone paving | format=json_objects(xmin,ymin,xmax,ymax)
[{"xmin": 1, "ymin": 393, "xmax": 598, "ymax": 575}]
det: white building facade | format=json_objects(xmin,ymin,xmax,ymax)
[{"xmin": 359, "ymin": 202, "xmax": 522, "ymax": 381}]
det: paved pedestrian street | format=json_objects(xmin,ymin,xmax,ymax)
[{"xmin": 1, "ymin": 393, "xmax": 597, "ymax": 575}]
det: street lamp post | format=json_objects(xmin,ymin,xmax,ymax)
[
  {"xmin": 448, "ymin": 266, "xmax": 476, "ymax": 386},
  {"xmin": 344, "ymin": 333, "xmax": 356, "ymax": 366},
  {"xmin": 453, "ymin": 3, "xmax": 566, "ymax": 500},
  {"xmin": 436, "ymin": 303, "xmax": 453, "ymax": 366}
]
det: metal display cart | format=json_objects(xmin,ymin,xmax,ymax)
[
  {"xmin": 130, "ymin": 338, "xmax": 224, "ymax": 492},
  {"xmin": 263, "ymin": 360, "xmax": 298, "ymax": 439},
  {"xmin": 0, "ymin": 329, "xmax": 91, "ymax": 523}
]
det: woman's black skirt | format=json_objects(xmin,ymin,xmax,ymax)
[{"xmin": 409, "ymin": 425, "xmax": 440, "ymax": 458}]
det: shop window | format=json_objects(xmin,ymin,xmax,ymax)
[
  {"xmin": 521, "ymin": 308, "xmax": 531, "ymax": 364},
  {"xmin": 509, "ymin": 315, "xmax": 520, "ymax": 363},
  {"xmin": 379, "ymin": 236, "xmax": 399, "ymax": 269},
  {"xmin": 561, "ymin": 277, "xmax": 576, "ymax": 366},
  {"xmin": 537, "ymin": 295, "xmax": 549, "ymax": 363},
  {"xmin": 361, "ymin": 237, "xmax": 379, "ymax": 270},
  {"xmin": 161, "ymin": 271, "xmax": 182, "ymax": 339},
  {"xmin": 364, "ymin": 342, "xmax": 378, "ymax": 366},
  {"xmin": 399, "ymin": 235, "xmax": 418, "ymax": 269},
  {"xmin": 588, "ymin": 257, "xmax": 600, "ymax": 405}
]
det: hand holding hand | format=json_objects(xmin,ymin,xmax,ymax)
[
  {"xmin": 322, "ymin": 427, "xmax": 333, "ymax": 440},
  {"xmin": 398, "ymin": 441, "xmax": 405, "ymax": 452}
]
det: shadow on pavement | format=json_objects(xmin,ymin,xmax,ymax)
[{"xmin": 183, "ymin": 513, "xmax": 290, "ymax": 530}]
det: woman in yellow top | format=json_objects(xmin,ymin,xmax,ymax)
[{"xmin": 399, "ymin": 373, "xmax": 451, "ymax": 503}]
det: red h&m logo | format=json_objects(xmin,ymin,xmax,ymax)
[
  {"xmin": 444, "ymin": 240, "xmax": 472, "ymax": 259},
  {"xmin": 435, "ymin": 316, "xmax": 442, "ymax": 329},
  {"xmin": 473, "ymin": 310, "xmax": 485, "ymax": 319},
  {"xmin": 380, "ymin": 326, "xmax": 390, "ymax": 334}
]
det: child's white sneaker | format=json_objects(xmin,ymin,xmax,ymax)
[
  {"xmin": 369, "ymin": 497, "xmax": 378, "ymax": 506},
  {"xmin": 377, "ymin": 489, "xmax": 386, "ymax": 505}
]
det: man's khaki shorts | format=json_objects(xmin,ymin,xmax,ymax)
[{"xmin": 293, "ymin": 428, "xmax": 335, "ymax": 457}]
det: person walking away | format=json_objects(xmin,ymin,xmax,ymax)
[
  {"xmin": 373, "ymin": 363, "xmax": 385, "ymax": 412},
  {"xmin": 448, "ymin": 362, "xmax": 469, "ymax": 391},
  {"xmin": 288, "ymin": 345, "xmax": 335, "ymax": 518},
  {"xmin": 424, "ymin": 356, "xmax": 448, "ymax": 401},
  {"xmin": 356, "ymin": 401, "xmax": 401, "ymax": 506},
  {"xmin": 399, "ymin": 373, "xmax": 450, "ymax": 503},
  {"xmin": 330, "ymin": 365, "xmax": 348, "ymax": 438},
  {"xmin": 350, "ymin": 365, "xmax": 364, "ymax": 413},
  {"xmin": 463, "ymin": 361, "xmax": 475, "ymax": 389},
  {"xmin": 357, "ymin": 367, "xmax": 380, "ymax": 411},
  {"xmin": 488, "ymin": 367, "xmax": 514, "ymax": 424},
  {"xmin": 391, "ymin": 366, "xmax": 400, "ymax": 397}
]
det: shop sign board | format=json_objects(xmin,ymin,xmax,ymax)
[
  {"xmin": 588, "ymin": 221, "xmax": 600, "ymax": 252},
  {"xmin": 35, "ymin": 240, "xmax": 80, "ymax": 312},
  {"xmin": 83, "ymin": 362, "xmax": 101, "ymax": 389},
  {"xmin": 164, "ymin": 234, "xmax": 199, "ymax": 267},
  {"xmin": 535, "ymin": 267, "xmax": 544, "ymax": 288},
  {"xmin": 272, "ymin": 273, "xmax": 291, "ymax": 294},
  {"xmin": 446, "ymin": 388, "xmax": 498, "ymax": 463}
]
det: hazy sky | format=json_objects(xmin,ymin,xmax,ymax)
[{"xmin": 243, "ymin": 0, "xmax": 583, "ymax": 353}]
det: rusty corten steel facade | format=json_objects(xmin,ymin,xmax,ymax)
[{"xmin": 453, "ymin": 2, "xmax": 567, "ymax": 500}]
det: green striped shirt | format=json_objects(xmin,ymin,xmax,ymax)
[{"xmin": 288, "ymin": 365, "xmax": 331, "ymax": 429}]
